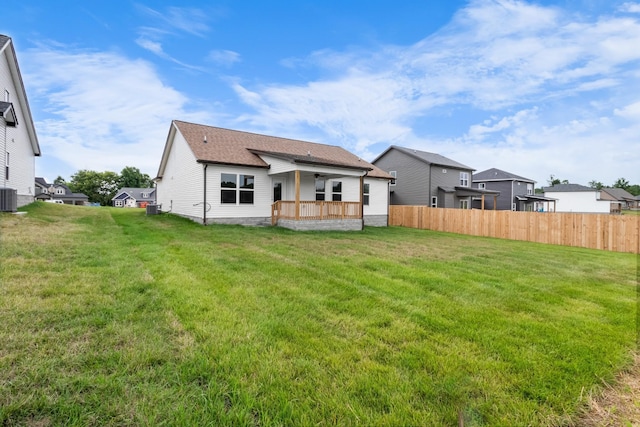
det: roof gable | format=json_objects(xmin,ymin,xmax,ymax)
[
  {"xmin": 112, "ymin": 187, "xmax": 155, "ymax": 200},
  {"xmin": 0, "ymin": 35, "xmax": 40, "ymax": 156},
  {"xmin": 157, "ymin": 120, "xmax": 392, "ymax": 179},
  {"xmin": 600, "ymin": 187, "xmax": 634, "ymax": 200}
]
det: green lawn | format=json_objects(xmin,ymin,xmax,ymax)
[{"xmin": 1, "ymin": 203, "xmax": 636, "ymax": 426}]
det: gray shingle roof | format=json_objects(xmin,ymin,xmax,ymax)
[
  {"xmin": 112, "ymin": 187, "xmax": 155, "ymax": 201},
  {"xmin": 473, "ymin": 168, "xmax": 535, "ymax": 183},
  {"xmin": 377, "ymin": 145, "xmax": 474, "ymax": 170},
  {"xmin": 542, "ymin": 183, "xmax": 594, "ymax": 192},
  {"xmin": 600, "ymin": 187, "xmax": 635, "ymax": 200}
]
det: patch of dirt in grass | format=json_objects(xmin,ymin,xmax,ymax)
[{"xmin": 575, "ymin": 354, "xmax": 640, "ymax": 426}]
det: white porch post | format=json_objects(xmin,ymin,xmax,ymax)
[{"xmin": 295, "ymin": 170, "xmax": 300, "ymax": 220}]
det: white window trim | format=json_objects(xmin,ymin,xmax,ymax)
[
  {"xmin": 431, "ymin": 196, "xmax": 438, "ymax": 208},
  {"xmin": 459, "ymin": 172, "xmax": 469, "ymax": 187},
  {"xmin": 389, "ymin": 171, "xmax": 397, "ymax": 186}
]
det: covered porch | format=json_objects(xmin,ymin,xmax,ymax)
[{"xmin": 255, "ymin": 150, "xmax": 372, "ymax": 230}]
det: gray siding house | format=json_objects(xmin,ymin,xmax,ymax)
[
  {"xmin": 34, "ymin": 177, "xmax": 88, "ymax": 205},
  {"xmin": 112, "ymin": 187, "xmax": 156, "ymax": 208},
  {"xmin": 371, "ymin": 145, "xmax": 498, "ymax": 209},
  {"xmin": 472, "ymin": 168, "xmax": 555, "ymax": 211}
]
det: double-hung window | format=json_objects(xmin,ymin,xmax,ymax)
[
  {"xmin": 315, "ymin": 178, "xmax": 325, "ymax": 201},
  {"xmin": 221, "ymin": 173, "xmax": 254, "ymax": 204},
  {"xmin": 459, "ymin": 172, "xmax": 469, "ymax": 187},
  {"xmin": 332, "ymin": 181, "xmax": 342, "ymax": 201}
]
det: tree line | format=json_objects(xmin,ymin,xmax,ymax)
[{"xmin": 55, "ymin": 166, "xmax": 152, "ymax": 206}]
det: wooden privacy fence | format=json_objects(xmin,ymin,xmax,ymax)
[{"xmin": 389, "ymin": 206, "xmax": 640, "ymax": 254}]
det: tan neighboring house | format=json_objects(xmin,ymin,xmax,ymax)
[
  {"xmin": 599, "ymin": 187, "xmax": 637, "ymax": 213},
  {"xmin": 1, "ymin": 35, "xmax": 41, "ymax": 211},
  {"xmin": 154, "ymin": 120, "xmax": 393, "ymax": 230}
]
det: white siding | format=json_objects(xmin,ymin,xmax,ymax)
[
  {"xmin": 156, "ymin": 130, "xmax": 202, "ymax": 219},
  {"xmin": 544, "ymin": 191, "xmax": 610, "ymax": 213},
  {"xmin": 364, "ymin": 178, "xmax": 389, "ymax": 216},
  {"xmin": 206, "ymin": 165, "xmax": 271, "ymax": 219},
  {"xmin": 1, "ymin": 43, "xmax": 36, "ymax": 206}
]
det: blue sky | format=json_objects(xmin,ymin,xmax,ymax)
[{"xmin": 3, "ymin": 0, "xmax": 640, "ymax": 187}]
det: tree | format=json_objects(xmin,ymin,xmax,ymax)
[
  {"xmin": 612, "ymin": 177, "xmax": 630, "ymax": 190},
  {"xmin": 588, "ymin": 180, "xmax": 604, "ymax": 190},
  {"xmin": 547, "ymin": 175, "xmax": 569, "ymax": 186},
  {"xmin": 54, "ymin": 175, "xmax": 66, "ymax": 185},
  {"xmin": 68, "ymin": 169, "xmax": 121, "ymax": 206},
  {"xmin": 627, "ymin": 184, "xmax": 640, "ymax": 196},
  {"xmin": 120, "ymin": 166, "xmax": 152, "ymax": 188}
]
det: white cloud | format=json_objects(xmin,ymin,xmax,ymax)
[
  {"xmin": 614, "ymin": 100, "xmax": 640, "ymax": 119},
  {"xmin": 135, "ymin": 37, "xmax": 166, "ymax": 57},
  {"xmin": 231, "ymin": 0, "xmax": 640, "ymax": 185},
  {"xmin": 24, "ymin": 45, "xmax": 214, "ymax": 179},
  {"xmin": 620, "ymin": 2, "xmax": 640, "ymax": 13},
  {"xmin": 135, "ymin": 5, "xmax": 211, "ymax": 37},
  {"xmin": 208, "ymin": 49, "xmax": 241, "ymax": 67}
]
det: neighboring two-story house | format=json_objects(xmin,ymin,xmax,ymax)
[
  {"xmin": 34, "ymin": 177, "xmax": 88, "ymax": 205},
  {"xmin": 1, "ymin": 35, "xmax": 41, "ymax": 211},
  {"xmin": 371, "ymin": 145, "xmax": 498, "ymax": 209},
  {"xmin": 472, "ymin": 168, "xmax": 556, "ymax": 212},
  {"xmin": 154, "ymin": 120, "xmax": 393, "ymax": 230},
  {"xmin": 112, "ymin": 187, "xmax": 156, "ymax": 208}
]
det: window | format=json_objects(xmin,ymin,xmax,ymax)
[
  {"xmin": 115, "ymin": 200, "xmax": 123, "ymax": 207},
  {"xmin": 239, "ymin": 174, "xmax": 254, "ymax": 204},
  {"xmin": 363, "ymin": 183, "xmax": 370, "ymax": 206},
  {"xmin": 56, "ymin": 187, "xmax": 65, "ymax": 195},
  {"xmin": 389, "ymin": 171, "xmax": 396, "ymax": 186},
  {"xmin": 315, "ymin": 178, "xmax": 325, "ymax": 201},
  {"xmin": 512, "ymin": 203, "xmax": 517, "ymax": 211},
  {"xmin": 221, "ymin": 173, "xmax": 254, "ymax": 204},
  {"xmin": 527, "ymin": 183, "xmax": 533, "ymax": 195},
  {"xmin": 460, "ymin": 199, "xmax": 469, "ymax": 209},
  {"xmin": 332, "ymin": 181, "xmax": 342, "ymax": 201},
  {"xmin": 221, "ymin": 173, "xmax": 237, "ymax": 204},
  {"xmin": 431, "ymin": 196, "xmax": 438, "ymax": 208},
  {"xmin": 459, "ymin": 172, "xmax": 469, "ymax": 187},
  {"xmin": 141, "ymin": 192, "xmax": 149, "ymax": 198},
  {"xmin": 478, "ymin": 182, "xmax": 486, "ymax": 189}
]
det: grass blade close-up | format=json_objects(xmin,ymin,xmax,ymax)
[{"xmin": 1, "ymin": 203, "xmax": 637, "ymax": 426}]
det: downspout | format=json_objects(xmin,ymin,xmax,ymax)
[
  {"xmin": 203, "ymin": 164, "xmax": 208, "ymax": 225},
  {"xmin": 360, "ymin": 171, "xmax": 367, "ymax": 231}
]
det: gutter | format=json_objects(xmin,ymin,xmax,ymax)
[{"xmin": 203, "ymin": 163, "xmax": 208, "ymax": 225}]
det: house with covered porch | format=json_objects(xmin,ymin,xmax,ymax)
[{"xmin": 154, "ymin": 120, "xmax": 393, "ymax": 231}]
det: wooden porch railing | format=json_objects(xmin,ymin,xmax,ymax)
[{"xmin": 272, "ymin": 200, "xmax": 361, "ymax": 225}]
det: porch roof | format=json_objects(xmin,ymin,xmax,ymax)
[
  {"xmin": 249, "ymin": 149, "xmax": 373, "ymax": 172},
  {"xmin": 440, "ymin": 186, "xmax": 500, "ymax": 197},
  {"xmin": 515, "ymin": 194, "xmax": 557, "ymax": 202}
]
